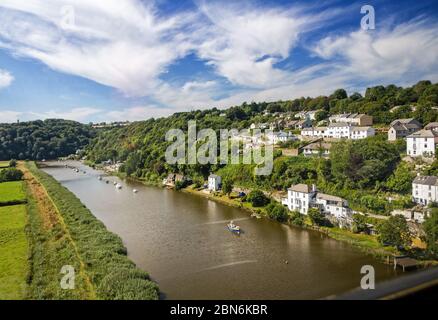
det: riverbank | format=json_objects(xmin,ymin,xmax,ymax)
[
  {"xmin": 16, "ymin": 161, "xmax": 159, "ymax": 300},
  {"xmin": 181, "ymin": 185, "xmax": 417, "ymax": 264},
  {"xmin": 81, "ymin": 162, "xmax": 434, "ymax": 267}
]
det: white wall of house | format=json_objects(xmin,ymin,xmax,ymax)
[
  {"xmin": 283, "ymin": 190, "xmax": 313, "ymax": 214},
  {"xmin": 412, "ymin": 182, "xmax": 438, "ymax": 205},
  {"xmin": 302, "ymin": 125, "xmax": 374, "ymax": 140},
  {"xmin": 407, "ymin": 137, "xmax": 436, "ymax": 157},
  {"xmin": 208, "ymin": 176, "xmax": 222, "ymax": 191},
  {"xmin": 282, "ymin": 185, "xmax": 352, "ymax": 219}
]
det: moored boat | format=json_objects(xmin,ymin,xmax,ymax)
[{"xmin": 227, "ymin": 221, "xmax": 241, "ymax": 234}]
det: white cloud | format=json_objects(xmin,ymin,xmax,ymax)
[
  {"xmin": 0, "ymin": 69, "xmax": 13, "ymax": 89},
  {"xmin": 0, "ymin": 107, "xmax": 102, "ymax": 123},
  {"xmin": 105, "ymin": 106, "xmax": 169, "ymax": 122},
  {"xmin": 312, "ymin": 20, "xmax": 438, "ymax": 83},
  {"xmin": 0, "ymin": 1, "xmax": 437, "ymax": 123},
  {"xmin": 0, "ymin": 110, "xmax": 21, "ymax": 123},
  {"xmin": 0, "ymin": 0, "xmax": 196, "ymax": 96}
]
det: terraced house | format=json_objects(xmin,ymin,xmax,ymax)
[
  {"xmin": 388, "ymin": 118, "xmax": 422, "ymax": 141},
  {"xmin": 301, "ymin": 123, "xmax": 375, "ymax": 140},
  {"xmin": 412, "ymin": 176, "xmax": 438, "ymax": 206},
  {"xmin": 407, "ymin": 129, "xmax": 438, "ymax": 158}
]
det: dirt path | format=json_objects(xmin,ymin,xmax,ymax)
[{"xmin": 19, "ymin": 162, "xmax": 97, "ymax": 299}]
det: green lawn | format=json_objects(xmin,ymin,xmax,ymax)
[
  {"xmin": 0, "ymin": 205, "xmax": 29, "ymax": 299},
  {"xmin": 0, "ymin": 181, "xmax": 26, "ymax": 205}
]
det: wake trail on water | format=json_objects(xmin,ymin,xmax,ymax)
[
  {"xmin": 201, "ymin": 217, "xmax": 250, "ymax": 225},
  {"xmin": 200, "ymin": 260, "xmax": 258, "ymax": 272}
]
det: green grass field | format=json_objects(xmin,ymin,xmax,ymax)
[
  {"xmin": 0, "ymin": 181, "xmax": 26, "ymax": 206},
  {"xmin": 0, "ymin": 205, "xmax": 29, "ymax": 300},
  {"xmin": 0, "ymin": 161, "xmax": 10, "ymax": 168}
]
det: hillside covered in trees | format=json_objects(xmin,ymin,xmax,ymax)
[
  {"xmin": 84, "ymin": 80, "xmax": 438, "ymax": 215},
  {"xmin": 87, "ymin": 80, "xmax": 437, "ymax": 176},
  {"xmin": 0, "ymin": 119, "xmax": 96, "ymax": 161}
]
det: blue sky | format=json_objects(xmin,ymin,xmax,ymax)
[{"xmin": 0, "ymin": 0, "xmax": 438, "ymax": 123}]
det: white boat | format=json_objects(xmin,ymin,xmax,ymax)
[
  {"xmin": 98, "ymin": 176, "xmax": 102, "ymax": 181},
  {"xmin": 133, "ymin": 189, "xmax": 138, "ymax": 193},
  {"xmin": 113, "ymin": 181, "xmax": 117, "ymax": 185},
  {"xmin": 227, "ymin": 221, "xmax": 241, "ymax": 234},
  {"xmin": 116, "ymin": 183, "xmax": 122, "ymax": 190}
]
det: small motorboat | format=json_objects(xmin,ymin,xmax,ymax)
[
  {"xmin": 116, "ymin": 183, "xmax": 122, "ymax": 190},
  {"xmin": 98, "ymin": 176, "xmax": 102, "ymax": 181},
  {"xmin": 133, "ymin": 189, "xmax": 138, "ymax": 193},
  {"xmin": 113, "ymin": 181, "xmax": 117, "ymax": 186},
  {"xmin": 227, "ymin": 221, "xmax": 241, "ymax": 234}
]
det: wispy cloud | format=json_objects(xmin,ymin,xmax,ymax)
[
  {"xmin": 0, "ymin": 68, "xmax": 13, "ymax": 89},
  {"xmin": 0, "ymin": 1, "xmax": 437, "ymax": 122},
  {"xmin": 0, "ymin": 107, "xmax": 102, "ymax": 123},
  {"xmin": 312, "ymin": 19, "xmax": 438, "ymax": 84}
]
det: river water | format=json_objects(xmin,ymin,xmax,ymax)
[{"xmin": 42, "ymin": 161, "xmax": 400, "ymax": 299}]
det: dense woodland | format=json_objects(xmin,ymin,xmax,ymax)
[{"xmin": 0, "ymin": 119, "xmax": 96, "ymax": 160}]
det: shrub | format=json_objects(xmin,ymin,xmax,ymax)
[
  {"xmin": 266, "ymin": 202, "xmax": 288, "ymax": 222},
  {"xmin": 247, "ymin": 190, "xmax": 269, "ymax": 207},
  {"xmin": 377, "ymin": 215, "xmax": 412, "ymax": 248},
  {"xmin": 290, "ymin": 211, "xmax": 304, "ymax": 226},
  {"xmin": 352, "ymin": 214, "xmax": 368, "ymax": 234},
  {"xmin": 0, "ymin": 168, "xmax": 23, "ymax": 182},
  {"xmin": 308, "ymin": 208, "xmax": 326, "ymax": 226},
  {"xmin": 222, "ymin": 178, "xmax": 233, "ymax": 195},
  {"xmin": 9, "ymin": 159, "xmax": 17, "ymax": 167}
]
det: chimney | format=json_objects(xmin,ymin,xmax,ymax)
[{"xmin": 312, "ymin": 184, "xmax": 317, "ymax": 192}]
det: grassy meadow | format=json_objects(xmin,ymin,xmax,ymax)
[
  {"xmin": 0, "ymin": 161, "xmax": 10, "ymax": 168},
  {"xmin": 0, "ymin": 205, "xmax": 29, "ymax": 300},
  {"xmin": 0, "ymin": 181, "xmax": 27, "ymax": 206}
]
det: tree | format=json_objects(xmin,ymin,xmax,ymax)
[
  {"xmin": 308, "ymin": 208, "xmax": 326, "ymax": 226},
  {"xmin": 266, "ymin": 203, "xmax": 288, "ymax": 222},
  {"xmin": 9, "ymin": 159, "xmax": 17, "ymax": 167},
  {"xmin": 352, "ymin": 214, "xmax": 368, "ymax": 234},
  {"xmin": 386, "ymin": 162, "xmax": 415, "ymax": 193},
  {"xmin": 423, "ymin": 209, "xmax": 438, "ymax": 258},
  {"xmin": 314, "ymin": 110, "xmax": 329, "ymax": 122},
  {"xmin": 331, "ymin": 89, "xmax": 348, "ymax": 100},
  {"xmin": 377, "ymin": 215, "xmax": 412, "ymax": 248},
  {"xmin": 247, "ymin": 190, "xmax": 269, "ymax": 207},
  {"xmin": 0, "ymin": 168, "xmax": 24, "ymax": 182},
  {"xmin": 222, "ymin": 178, "xmax": 233, "ymax": 195}
]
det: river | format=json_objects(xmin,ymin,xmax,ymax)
[{"xmin": 41, "ymin": 161, "xmax": 401, "ymax": 299}]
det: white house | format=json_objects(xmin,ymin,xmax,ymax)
[
  {"xmin": 267, "ymin": 131, "xmax": 297, "ymax": 145},
  {"xmin": 208, "ymin": 174, "xmax": 222, "ymax": 192},
  {"xmin": 301, "ymin": 123, "xmax": 374, "ymax": 140},
  {"xmin": 329, "ymin": 113, "xmax": 373, "ymax": 126},
  {"xmin": 412, "ymin": 176, "xmax": 438, "ymax": 206},
  {"xmin": 303, "ymin": 142, "xmax": 332, "ymax": 158},
  {"xmin": 295, "ymin": 110, "xmax": 319, "ymax": 121},
  {"xmin": 301, "ymin": 126, "xmax": 327, "ymax": 138},
  {"xmin": 282, "ymin": 184, "xmax": 352, "ymax": 219},
  {"xmin": 388, "ymin": 118, "xmax": 422, "ymax": 141},
  {"xmin": 407, "ymin": 129, "xmax": 438, "ymax": 158}
]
